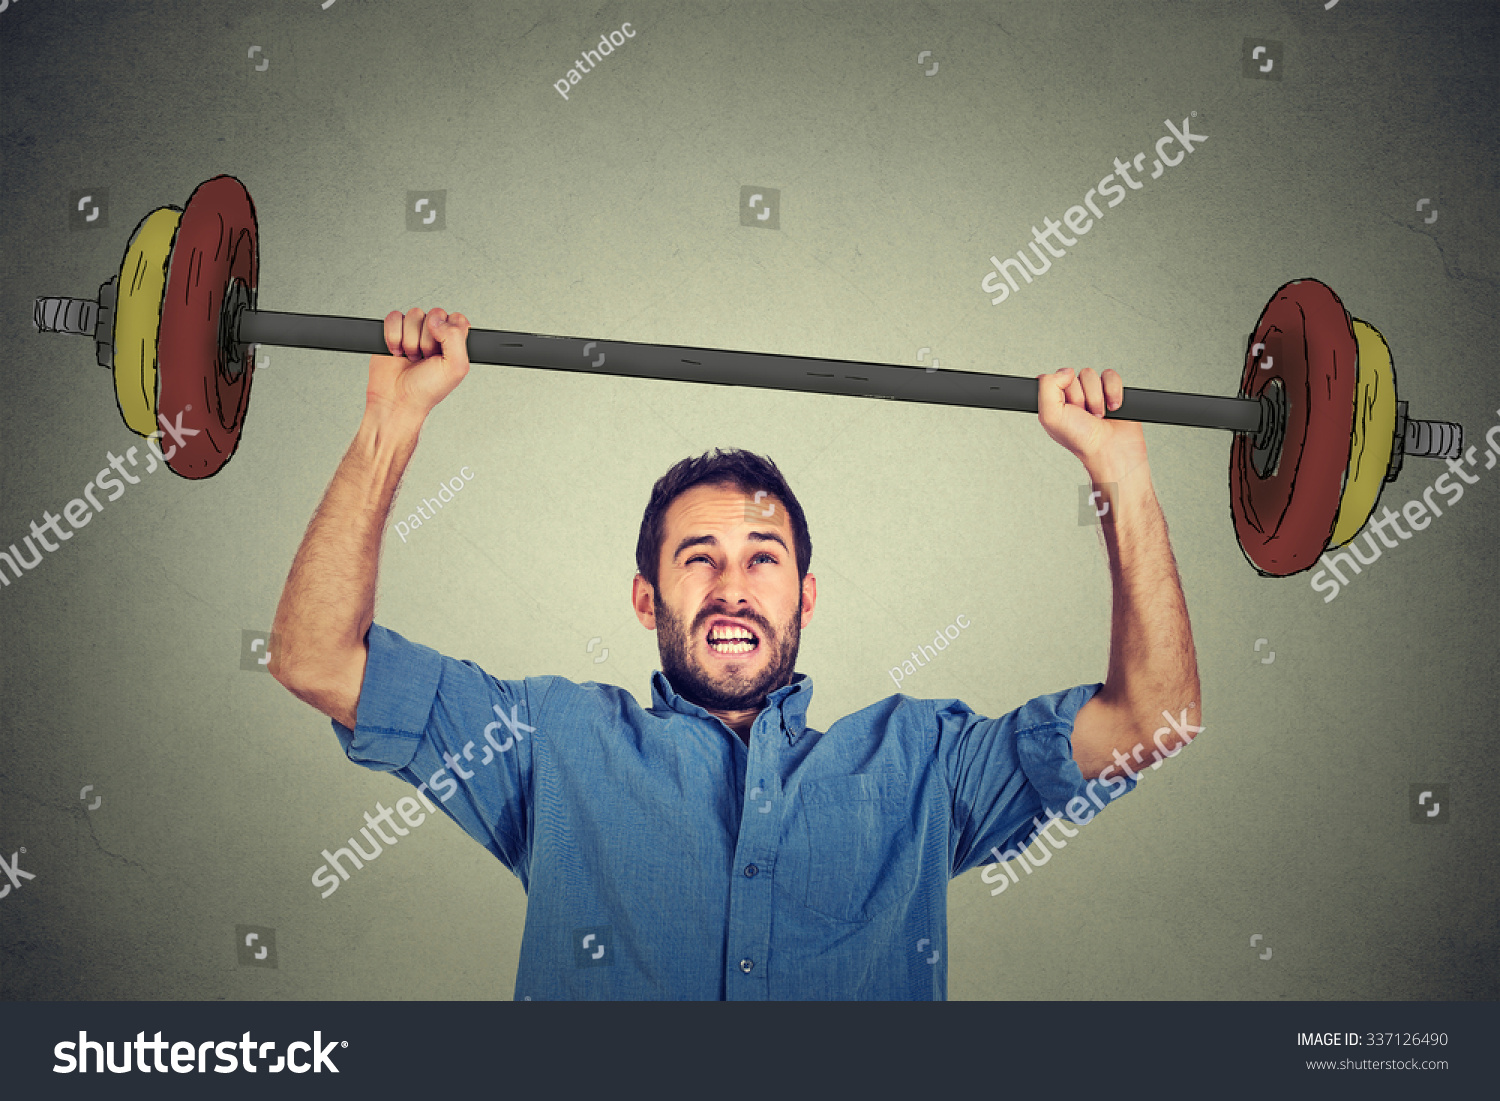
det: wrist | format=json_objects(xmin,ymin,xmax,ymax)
[
  {"xmin": 359, "ymin": 399, "xmax": 426, "ymax": 449},
  {"xmin": 1083, "ymin": 453, "xmax": 1150, "ymax": 489},
  {"xmin": 352, "ymin": 404, "xmax": 425, "ymax": 495}
]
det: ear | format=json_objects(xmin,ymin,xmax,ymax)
[
  {"xmin": 799, "ymin": 572, "xmax": 817, "ymax": 628},
  {"xmin": 632, "ymin": 573, "xmax": 658, "ymax": 630}
]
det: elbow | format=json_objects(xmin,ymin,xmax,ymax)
[
  {"xmin": 268, "ymin": 642, "xmax": 329, "ymax": 691},
  {"xmin": 268, "ymin": 648, "xmax": 316, "ymax": 698},
  {"xmin": 265, "ymin": 654, "xmax": 291, "ymax": 690},
  {"xmin": 267, "ymin": 612, "xmax": 292, "ymax": 685},
  {"xmin": 265, "ymin": 615, "xmax": 321, "ymax": 690},
  {"xmin": 264, "ymin": 623, "xmax": 299, "ymax": 688},
  {"xmin": 265, "ymin": 631, "xmax": 321, "ymax": 694},
  {"xmin": 267, "ymin": 637, "xmax": 366, "ymax": 730},
  {"xmin": 268, "ymin": 653, "xmax": 359, "ymax": 730}
]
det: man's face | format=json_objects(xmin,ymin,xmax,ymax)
[{"xmin": 632, "ymin": 482, "xmax": 815, "ymax": 713}]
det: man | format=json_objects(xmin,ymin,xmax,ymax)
[{"xmin": 270, "ymin": 306, "xmax": 1201, "ymax": 1000}]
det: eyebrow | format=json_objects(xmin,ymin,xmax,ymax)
[{"xmin": 672, "ymin": 531, "xmax": 790, "ymax": 563}]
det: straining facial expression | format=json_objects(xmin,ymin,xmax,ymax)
[{"xmin": 638, "ymin": 482, "xmax": 813, "ymax": 712}]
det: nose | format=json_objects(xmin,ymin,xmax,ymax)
[{"xmin": 709, "ymin": 558, "xmax": 753, "ymax": 605}]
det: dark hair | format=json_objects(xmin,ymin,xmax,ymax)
[{"xmin": 635, "ymin": 448, "xmax": 811, "ymax": 595}]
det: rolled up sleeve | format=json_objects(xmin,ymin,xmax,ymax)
[
  {"xmin": 328, "ymin": 622, "xmax": 540, "ymax": 877},
  {"xmin": 330, "ymin": 623, "xmax": 443, "ymax": 769},
  {"xmin": 940, "ymin": 682, "xmax": 1138, "ymax": 877}
]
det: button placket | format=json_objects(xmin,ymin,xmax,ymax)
[{"xmin": 725, "ymin": 713, "xmax": 783, "ymax": 998}]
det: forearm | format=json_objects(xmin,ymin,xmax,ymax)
[
  {"xmin": 269, "ymin": 405, "xmax": 425, "ymax": 722},
  {"xmin": 1083, "ymin": 456, "xmax": 1201, "ymax": 761}
]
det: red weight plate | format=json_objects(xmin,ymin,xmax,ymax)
[
  {"xmin": 157, "ymin": 175, "xmax": 259, "ymax": 478},
  {"xmin": 1230, "ymin": 279, "xmax": 1358, "ymax": 576}
]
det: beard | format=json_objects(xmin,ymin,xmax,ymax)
[{"xmin": 653, "ymin": 591, "xmax": 801, "ymax": 712}]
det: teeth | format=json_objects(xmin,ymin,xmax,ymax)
[
  {"xmin": 709, "ymin": 639, "xmax": 756, "ymax": 653},
  {"xmin": 708, "ymin": 624, "xmax": 755, "ymax": 642}
]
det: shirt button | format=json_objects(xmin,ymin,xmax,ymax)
[
  {"xmin": 740, "ymin": 959, "xmax": 754, "ymax": 973},
  {"xmin": 744, "ymin": 864, "xmax": 758, "ymax": 877}
]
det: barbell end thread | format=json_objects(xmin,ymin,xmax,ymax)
[
  {"xmin": 1403, "ymin": 419, "xmax": 1463, "ymax": 461},
  {"xmin": 33, "ymin": 296, "xmax": 97, "ymax": 337}
]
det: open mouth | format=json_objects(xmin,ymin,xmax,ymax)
[{"xmin": 705, "ymin": 620, "xmax": 761, "ymax": 656}]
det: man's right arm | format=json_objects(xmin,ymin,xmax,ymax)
[{"xmin": 269, "ymin": 307, "xmax": 471, "ymax": 728}]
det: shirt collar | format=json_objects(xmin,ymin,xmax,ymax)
[{"xmin": 650, "ymin": 669, "xmax": 813, "ymax": 741}]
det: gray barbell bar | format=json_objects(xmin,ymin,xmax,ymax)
[{"xmin": 238, "ymin": 306, "xmax": 1267, "ymax": 431}]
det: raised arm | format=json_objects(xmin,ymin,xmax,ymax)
[
  {"xmin": 1035, "ymin": 367, "xmax": 1202, "ymax": 780},
  {"xmin": 269, "ymin": 307, "xmax": 471, "ymax": 728}
]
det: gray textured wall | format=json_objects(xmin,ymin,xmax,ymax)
[{"xmin": 1, "ymin": 0, "xmax": 1496, "ymax": 1001}]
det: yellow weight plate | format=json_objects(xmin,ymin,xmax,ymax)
[
  {"xmin": 1328, "ymin": 319, "xmax": 1398, "ymax": 548},
  {"xmin": 112, "ymin": 207, "xmax": 181, "ymax": 436}
]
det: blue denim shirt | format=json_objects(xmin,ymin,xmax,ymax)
[{"xmin": 329, "ymin": 623, "xmax": 1136, "ymax": 1000}]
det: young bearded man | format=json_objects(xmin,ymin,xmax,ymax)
[{"xmin": 270, "ymin": 306, "xmax": 1201, "ymax": 1000}]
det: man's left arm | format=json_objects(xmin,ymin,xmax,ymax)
[{"xmin": 1035, "ymin": 367, "xmax": 1203, "ymax": 780}]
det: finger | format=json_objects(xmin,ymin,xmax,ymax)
[
  {"xmin": 1078, "ymin": 368, "xmax": 1106, "ymax": 416},
  {"xmin": 383, "ymin": 310, "xmax": 405, "ymax": 357},
  {"xmin": 419, "ymin": 307, "xmax": 445, "ymax": 361},
  {"xmin": 1037, "ymin": 369, "xmax": 1069, "ymax": 420},
  {"xmin": 402, "ymin": 308, "xmax": 425, "ymax": 359},
  {"xmin": 1101, "ymin": 368, "xmax": 1124, "ymax": 411},
  {"xmin": 437, "ymin": 312, "xmax": 472, "ymax": 370},
  {"xmin": 1062, "ymin": 369, "xmax": 1085, "ymax": 408}
]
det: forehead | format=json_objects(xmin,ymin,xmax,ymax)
[{"xmin": 662, "ymin": 483, "xmax": 791, "ymax": 541}]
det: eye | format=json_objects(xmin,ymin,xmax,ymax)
[{"xmin": 685, "ymin": 553, "xmax": 778, "ymax": 566}]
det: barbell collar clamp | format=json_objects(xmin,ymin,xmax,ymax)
[
  {"xmin": 1250, "ymin": 378, "xmax": 1288, "ymax": 479},
  {"xmin": 219, "ymin": 279, "xmax": 257, "ymax": 381}
]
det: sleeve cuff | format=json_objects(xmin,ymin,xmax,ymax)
[
  {"xmin": 1013, "ymin": 682, "xmax": 1137, "ymax": 818},
  {"xmin": 329, "ymin": 623, "xmax": 444, "ymax": 771}
]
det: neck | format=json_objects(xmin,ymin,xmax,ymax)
[{"xmin": 708, "ymin": 706, "xmax": 761, "ymax": 745}]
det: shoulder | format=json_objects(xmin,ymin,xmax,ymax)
[{"xmin": 524, "ymin": 675, "xmax": 649, "ymax": 718}]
